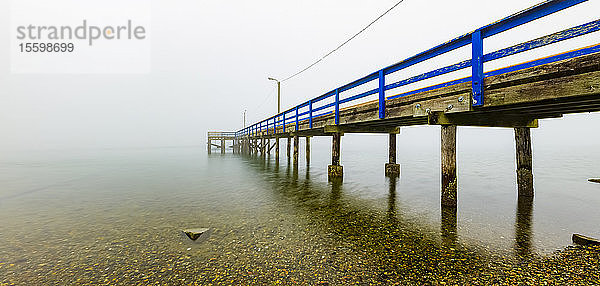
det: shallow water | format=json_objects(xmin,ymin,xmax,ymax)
[{"xmin": 1, "ymin": 127, "xmax": 599, "ymax": 284}]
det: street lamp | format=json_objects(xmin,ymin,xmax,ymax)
[
  {"xmin": 243, "ymin": 109, "xmax": 247, "ymax": 128},
  {"xmin": 268, "ymin": 77, "xmax": 281, "ymax": 113}
]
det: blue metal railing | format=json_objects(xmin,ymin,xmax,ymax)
[{"xmin": 235, "ymin": 0, "xmax": 599, "ymax": 138}]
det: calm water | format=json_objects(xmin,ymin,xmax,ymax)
[{"xmin": 1, "ymin": 127, "xmax": 599, "ymax": 284}]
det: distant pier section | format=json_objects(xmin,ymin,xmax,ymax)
[{"xmin": 207, "ymin": 132, "xmax": 236, "ymax": 154}]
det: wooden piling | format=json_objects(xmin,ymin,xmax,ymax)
[
  {"xmin": 267, "ymin": 138, "xmax": 271, "ymax": 156},
  {"xmin": 306, "ymin": 137, "xmax": 311, "ymax": 165},
  {"xmin": 328, "ymin": 133, "xmax": 343, "ymax": 180},
  {"xmin": 221, "ymin": 139, "xmax": 225, "ymax": 154},
  {"xmin": 515, "ymin": 127, "xmax": 534, "ymax": 197},
  {"xmin": 208, "ymin": 139, "xmax": 211, "ymax": 154},
  {"xmin": 441, "ymin": 125, "xmax": 457, "ymax": 207},
  {"xmin": 293, "ymin": 135, "xmax": 299, "ymax": 166},
  {"xmin": 287, "ymin": 137, "xmax": 291, "ymax": 158},
  {"xmin": 385, "ymin": 133, "xmax": 401, "ymax": 177},
  {"xmin": 275, "ymin": 137, "xmax": 280, "ymax": 161}
]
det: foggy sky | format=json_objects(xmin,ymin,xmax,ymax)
[{"xmin": 1, "ymin": 0, "xmax": 599, "ymax": 152}]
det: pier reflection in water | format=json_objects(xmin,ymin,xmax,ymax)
[
  {"xmin": 243, "ymin": 153, "xmax": 532, "ymax": 282},
  {"xmin": 1, "ymin": 147, "xmax": 598, "ymax": 285},
  {"xmin": 515, "ymin": 196, "xmax": 534, "ymax": 258}
]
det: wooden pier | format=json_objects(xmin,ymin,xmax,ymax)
[
  {"xmin": 210, "ymin": 49, "xmax": 600, "ymax": 203},
  {"xmin": 209, "ymin": 1, "xmax": 600, "ymax": 209},
  {"xmin": 207, "ymin": 132, "xmax": 236, "ymax": 154}
]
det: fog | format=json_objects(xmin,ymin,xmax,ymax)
[{"xmin": 1, "ymin": 0, "xmax": 599, "ymax": 152}]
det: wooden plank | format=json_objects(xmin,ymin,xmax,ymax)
[
  {"xmin": 412, "ymin": 93, "xmax": 471, "ymax": 117},
  {"xmin": 324, "ymin": 125, "xmax": 400, "ymax": 134},
  {"xmin": 484, "ymin": 70, "xmax": 600, "ymax": 107}
]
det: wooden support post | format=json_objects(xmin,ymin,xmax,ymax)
[
  {"xmin": 293, "ymin": 135, "xmax": 299, "ymax": 166},
  {"xmin": 208, "ymin": 139, "xmax": 211, "ymax": 154},
  {"xmin": 221, "ymin": 139, "xmax": 225, "ymax": 154},
  {"xmin": 385, "ymin": 133, "xmax": 401, "ymax": 177},
  {"xmin": 328, "ymin": 133, "xmax": 343, "ymax": 180},
  {"xmin": 267, "ymin": 138, "xmax": 271, "ymax": 156},
  {"xmin": 275, "ymin": 137, "xmax": 280, "ymax": 161},
  {"xmin": 306, "ymin": 137, "xmax": 311, "ymax": 165},
  {"xmin": 515, "ymin": 127, "xmax": 534, "ymax": 197},
  {"xmin": 261, "ymin": 137, "xmax": 266, "ymax": 157},
  {"xmin": 287, "ymin": 137, "xmax": 291, "ymax": 158},
  {"xmin": 441, "ymin": 125, "xmax": 457, "ymax": 207}
]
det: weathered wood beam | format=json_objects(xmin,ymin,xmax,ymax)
[
  {"xmin": 324, "ymin": 125, "xmax": 400, "ymax": 134},
  {"xmin": 429, "ymin": 112, "xmax": 539, "ymax": 128}
]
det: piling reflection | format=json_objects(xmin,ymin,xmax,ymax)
[
  {"xmin": 386, "ymin": 177, "xmax": 398, "ymax": 222},
  {"xmin": 441, "ymin": 206, "xmax": 458, "ymax": 249},
  {"xmin": 240, "ymin": 156, "xmax": 491, "ymax": 283},
  {"xmin": 232, "ymin": 153, "xmax": 600, "ymax": 284},
  {"xmin": 515, "ymin": 195, "xmax": 534, "ymax": 257}
]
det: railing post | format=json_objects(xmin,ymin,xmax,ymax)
[
  {"xmin": 471, "ymin": 29, "xmax": 484, "ymax": 106},
  {"xmin": 295, "ymin": 106, "xmax": 299, "ymax": 132},
  {"xmin": 309, "ymin": 100, "xmax": 313, "ymax": 129},
  {"xmin": 335, "ymin": 89, "xmax": 340, "ymax": 125},
  {"xmin": 378, "ymin": 70, "xmax": 385, "ymax": 119},
  {"xmin": 283, "ymin": 112, "xmax": 286, "ymax": 133}
]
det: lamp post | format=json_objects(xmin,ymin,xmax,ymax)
[
  {"xmin": 268, "ymin": 77, "xmax": 281, "ymax": 113},
  {"xmin": 243, "ymin": 109, "xmax": 247, "ymax": 128}
]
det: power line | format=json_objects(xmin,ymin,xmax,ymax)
[{"xmin": 281, "ymin": 0, "xmax": 406, "ymax": 82}]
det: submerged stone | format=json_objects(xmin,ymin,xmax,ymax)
[
  {"xmin": 588, "ymin": 178, "xmax": 600, "ymax": 184},
  {"xmin": 572, "ymin": 233, "xmax": 600, "ymax": 246},
  {"xmin": 182, "ymin": 228, "xmax": 210, "ymax": 241}
]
